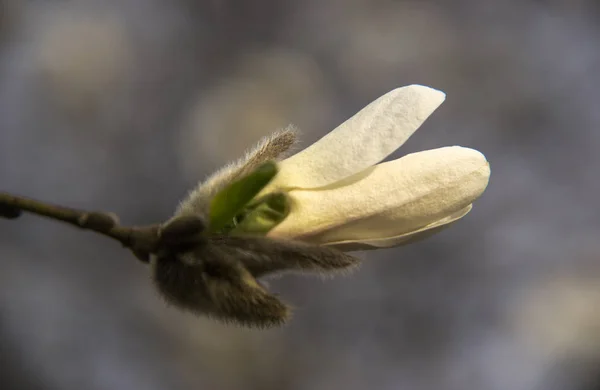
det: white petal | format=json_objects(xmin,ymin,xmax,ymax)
[
  {"xmin": 323, "ymin": 205, "xmax": 472, "ymax": 251},
  {"xmin": 265, "ymin": 85, "xmax": 446, "ymax": 190},
  {"xmin": 267, "ymin": 146, "xmax": 490, "ymax": 246}
]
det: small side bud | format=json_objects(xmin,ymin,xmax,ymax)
[
  {"xmin": 78, "ymin": 212, "xmax": 119, "ymax": 230},
  {"xmin": 0, "ymin": 204, "xmax": 22, "ymax": 219}
]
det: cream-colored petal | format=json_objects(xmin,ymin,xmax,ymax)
[
  {"xmin": 264, "ymin": 85, "xmax": 446, "ymax": 191},
  {"xmin": 267, "ymin": 146, "xmax": 490, "ymax": 245},
  {"xmin": 322, "ymin": 205, "xmax": 472, "ymax": 251}
]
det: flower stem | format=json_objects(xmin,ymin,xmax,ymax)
[{"xmin": 0, "ymin": 191, "xmax": 160, "ymax": 262}]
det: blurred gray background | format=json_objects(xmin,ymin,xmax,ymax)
[{"xmin": 1, "ymin": 0, "xmax": 600, "ymax": 389}]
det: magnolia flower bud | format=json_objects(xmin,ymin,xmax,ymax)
[{"xmin": 164, "ymin": 83, "xmax": 490, "ymax": 326}]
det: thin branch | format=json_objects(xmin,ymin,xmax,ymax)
[{"xmin": 0, "ymin": 191, "xmax": 161, "ymax": 262}]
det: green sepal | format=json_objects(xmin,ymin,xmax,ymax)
[
  {"xmin": 208, "ymin": 161, "xmax": 278, "ymax": 234},
  {"xmin": 231, "ymin": 192, "xmax": 290, "ymax": 235}
]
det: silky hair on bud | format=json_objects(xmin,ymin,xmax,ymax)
[
  {"xmin": 151, "ymin": 240, "xmax": 290, "ymax": 327},
  {"xmin": 152, "ymin": 126, "xmax": 361, "ymax": 327},
  {"xmin": 150, "ymin": 234, "xmax": 360, "ymax": 327},
  {"xmin": 176, "ymin": 125, "xmax": 298, "ymax": 218}
]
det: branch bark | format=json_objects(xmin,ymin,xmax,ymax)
[{"xmin": 0, "ymin": 191, "xmax": 161, "ymax": 262}]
